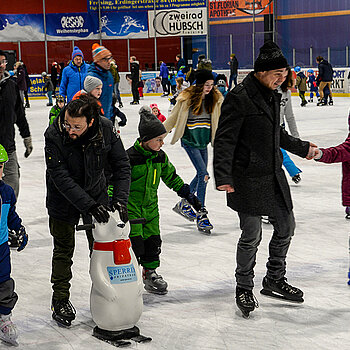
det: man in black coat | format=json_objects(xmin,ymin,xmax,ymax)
[
  {"xmin": 130, "ymin": 56, "xmax": 140, "ymax": 105},
  {"xmin": 214, "ymin": 42, "xmax": 319, "ymax": 317},
  {"xmin": 0, "ymin": 50, "xmax": 32, "ymax": 199},
  {"xmin": 44, "ymin": 94, "xmax": 130, "ymax": 326},
  {"xmin": 228, "ymin": 53, "xmax": 238, "ymax": 90},
  {"xmin": 316, "ymin": 56, "xmax": 334, "ymax": 106}
]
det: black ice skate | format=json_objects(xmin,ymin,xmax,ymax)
[
  {"xmin": 51, "ymin": 298, "xmax": 76, "ymax": 327},
  {"xmin": 143, "ymin": 269, "xmax": 168, "ymax": 295},
  {"xmin": 328, "ymin": 98, "xmax": 334, "ymax": 106},
  {"xmin": 260, "ymin": 276, "xmax": 304, "ymax": 302},
  {"xmin": 292, "ymin": 174, "xmax": 301, "ymax": 184},
  {"xmin": 236, "ymin": 287, "xmax": 259, "ymax": 318},
  {"xmin": 196, "ymin": 208, "xmax": 213, "ymax": 234},
  {"xmin": 317, "ymin": 98, "xmax": 327, "ymax": 106}
]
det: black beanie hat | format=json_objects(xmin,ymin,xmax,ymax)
[
  {"xmin": 254, "ymin": 41, "xmax": 288, "ymax": 72},
  {"xmin": 195, "ymin": 69, "xmax": 214, "ymax": 85},
  {"xmin": 138, "ymin": 106, "xmax": 166, "ymax": 142}
]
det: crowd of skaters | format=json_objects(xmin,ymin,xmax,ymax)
[{"xmin": 0, "ymin": 39, "xmax": 348, "ymax": 345}]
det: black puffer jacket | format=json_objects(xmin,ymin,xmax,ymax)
[
  {"xmin": 214, "ymin": 72, "xmax": 310, "ymax": 216},
  {"xmin": 44, "ymin": 109, "xmax": 131, "ymax": 224},
  {"xmin": 130, "ymin": 61, "xmax": 140, "ymax": 82},
  {"xmin": 0, "ymin": 72, "xmax": 31, "ymax": 153},
  {"xmin": 318, "ymin": 59, "xmax": 333, "ymax": 82}
]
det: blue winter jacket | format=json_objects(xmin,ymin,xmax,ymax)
[
  {"xmin": 159, "ymin": 62, "xmax": 169, "ymax": 79},
  {"xmin": 87, "ymin": 63, "xmax": 114, "ymax": 120},
  {"xmin": 0, "ymin": 181, "xmax": 22, "ymax": 285},
  {"xmin": 59, "ymin": 60, "xmax": 89, "ymax": 102}
]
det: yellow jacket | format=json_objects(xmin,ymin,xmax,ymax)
[{"xmin": 163, "ymin": 87, "xmax": 224, "ymax": 146}]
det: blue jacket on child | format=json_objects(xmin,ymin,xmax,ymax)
[{"xmin": 87, "ymin": 63, "xmax": 114, "ymax": 120}]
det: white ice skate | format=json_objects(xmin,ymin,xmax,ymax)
[{"xmin": 0, "ymin": 313, "xmax": 18, "ymax": 346}]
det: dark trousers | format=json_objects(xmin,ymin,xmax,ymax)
[
  {"xmin": 0, "ymin": 243, "xmax": 18, "ymax": 315},
  {"xmin": 24, "ymin": 89, "xmax": 30, "ymax": 106},
  {"xmin": 236, "ymin": 193, "xmax": 295, "ymax": 290},
  {"xmin": 131, "ymin": 80, "xmax": 139, "ymax": 102},
  {"xmin": 49, "ymin": 217, "xmax": 93, "ymax": 300},
  {"xmin": 161, "ymin": 78, "xmax": 169, "ymax": 94}
]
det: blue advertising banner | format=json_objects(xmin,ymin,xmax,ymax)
[
  {"xmin": 88, "ymin": 0, "xmax": 206, "ymax": 12},
  {"xmin": 46, "ymin": 13, "xmax": 99, "ymax": 40},
  {"xmin": 0, "ymin": 12, "xmax": 148, "ymax": 41},
  {"xmin": 99, "ymin": 12, "xmax": 148, "ymax": 38},
  {"xmin": 0, "ymin": 14, "xmax": 44, "ymax": 41}
]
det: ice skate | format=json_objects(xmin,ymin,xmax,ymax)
[
  {"xmin": 118, "ymin": 102, "xmax": 123, "ymax": 108},
  {"xmin": 0, "ymin": 313, "xmax": 18, "ymax": 346},
  {"xmin": 308, "ymin": 98, "xmax": 313, "ymax": 103},
  {"xmin": 345, "ymin": 207, "xmax": 350, "ymax": 220},
  {"xmin": 328, "ymin": 98, "xmax": 333, "ymax": 106},
  {"xmin": 143, "ymin": 269, "xmax": 168, "ymax": 295},
  {"xmin": 300, "ymin": 100, "xmax": 308, "ymax": 107},
  {"xmin": 317, "ymin": 98, "xmax": 327, "ymax": 106},
  {"xmin": 196, "ymin": 208, "xmax": 213, "ymax": 234},
  {"xmin": 292, "ymin": 174, "xmax": 301, "ymax": 184},
  {"xmin": 261, "ymin": 216, "xmax": 270, "ymax": 224},
  {"xmin": 130, "ymin": 101, "xmax": 139, "ymax": 105},
  {"xmin": 172, "ymin": 199, "xmax": 196, "ymax": 221},
  {"xmin": 51, "ymin": 298, "xmax": 76, "ymax": 327},
  {"xmin": 236, "ymin": 287, "xmax": 259, "ymax": 318},
  {"xmin": 260, "ymin": 276, "xmax": 304, "ymax": 302}
]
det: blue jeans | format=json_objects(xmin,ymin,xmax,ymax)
[
  {"xmin": 47, "ymin": 91, "xmax": 53, "ymax": 105},
  {"xmin": 228, "ymin": 74, "xmax": 237, "ymax": 91},
  {"xmin": 281, "ymin": 148, "xmax": 301, "ymax": 178},
  {"xmin": 181, "ymin": 140, "xmax": 208, "ymax": 206}
]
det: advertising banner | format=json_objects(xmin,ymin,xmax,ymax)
[
  {"xmin": 209, "ymin": 0, "xmax": 273, "ymax": 19},
  {"xmin": 148, "ymin": 7, "xmax": 207, "ymax": 37},
  {"xmin": 0, "ymin": 14, "xmax": 44, "ymax": 42},
  {"xmin": 99, "ymin": 12, "xmax": 148, "ymax": 38},
  {"xmin": 0, "ymin": 12, "xmax": 148, "ymax": 42},
  {"xmin": 88, "ymin": 0, "xmax": 206, "ymax": 12}
]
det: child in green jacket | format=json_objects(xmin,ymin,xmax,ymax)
[
  {"xmin": 48, "ymin": 95, "xmax": 65, "ymax": 125},
  {"xmin": 127, "ymin": 106, "xmax": 201, "ymax": 295}
]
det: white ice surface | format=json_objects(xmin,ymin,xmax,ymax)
[{"xmin": 7, "ymin": 95, "xmax": 350, "ymax": 349}]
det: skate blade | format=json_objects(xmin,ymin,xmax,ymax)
[
  {"xmin": 131, "ymin": 335, "xmax": 152, "ymax": 343},
  {"xmin": 198, "ymin": 227, "xmax": 212, "ymax": 235},
  {"xmin": 237, "ymin": 306, "xmax": 253, "ymax": 319},
  {"xmin": 93, "ymin": 334, "xmax": 131, "ymax": 347},
  {"xmin": 52, "ymin": 314, "xmax": 73, "ymax": 327},
  {"xmin": 144, "ymin": 286, "xmax": 168, "ymax": 295},
  {"xmin": 260, "ymin": 288, "xmax": 304, "ymax": 303},
  {"xmin": 172, "ymin": 207, "xmax": 195, "ymax": 222},
  {"xmin": 0, "ymin": 336, "xmax": 19, "ymax": 347}
]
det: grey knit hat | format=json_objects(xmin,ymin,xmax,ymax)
[
  {"xmin": 254, "ymin": 41, "xmax": 288, "ymax": 72},
  {"xmin": 84, "ymin": 76, "xmax": 102, "ymax": 93},
  {"xmin": 138, "ymin": 106, "xmax": 166, "ymax": 142}
]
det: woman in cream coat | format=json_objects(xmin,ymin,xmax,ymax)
[{"xmin": 164, "ymin": 69, "xmax": 224, "ymax": 233}]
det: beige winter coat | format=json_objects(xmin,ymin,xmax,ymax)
[{"xmin": 163, "ymin": 88, "xmax": 224, "ymax": 145}]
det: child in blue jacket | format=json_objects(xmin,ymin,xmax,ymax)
[{"xmin": 0, "ymin": 144, "xmax": 28, "ymax": 346}]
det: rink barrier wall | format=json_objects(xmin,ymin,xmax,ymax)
[{"xmin": 28, "ymin": 68, "xmax": 350, "ymax": 99}]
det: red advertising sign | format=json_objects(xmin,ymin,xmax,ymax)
[{"xmin": 209, "ymin": 0, "xmax": 273, "ymax": 19}]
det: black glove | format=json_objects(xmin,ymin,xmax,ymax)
[
  {"xmin": 16, "ymin": 226, "xmax": 28, "ymax": 252},
  {"xmin": 89, "ymin": 203, "xmax": 110, "ymax": 223},
  {"xmin": 177, "ymin": 184, "xmax": 202, "ymax": 212},
  {"xmin": 111, "ymin": 201, "xmax": 129, "ymax": 223}
]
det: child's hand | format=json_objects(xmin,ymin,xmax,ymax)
[{"xmin": 17, "ymin": 226, "xmax": 28, "ymax": 252}]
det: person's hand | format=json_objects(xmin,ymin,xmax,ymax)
[
  {"xmin": 23, "ymin": 136, "xmax": 33, "ymax": 158},
  {"xmin": 16, "ymin": 226, "xmax": 28, "ymax": 252},
  {"xmin": 111, "ymin": 202, "xmax": 129, "ymax": 223},
  {"xmin": 217, "ymin": 184, "xmax": 235, "ymax": 193},
  {"xmin": 306, "ymin": 142, "xmax": 318, "ymax": 160},
  {"xmin": 89, "ymin": 203, "xmax": 110, "ymax": 223}
]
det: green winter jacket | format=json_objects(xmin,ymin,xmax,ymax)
[
  {"xmin": 49, "ymin": 105, "xmax": 62, "ymax": 125},
  {"xmin": 127, "ymin": 139, "xmax": 184, "ymax": 220}
]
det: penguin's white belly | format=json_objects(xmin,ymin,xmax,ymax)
[{"xmin": 90, "ymin": 250, "xmax": 143, "ymax": 331}]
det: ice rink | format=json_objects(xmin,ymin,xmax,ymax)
[{"xmin": 6, "ymin": 94, "xmax": 350, "ymax": 349}]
